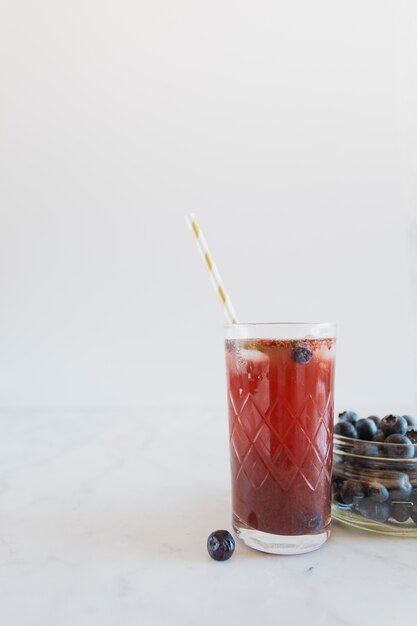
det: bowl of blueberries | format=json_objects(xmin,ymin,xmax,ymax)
[{"xmin": 332, "ymin": 411, "xmax": 417, "ymax": 535}]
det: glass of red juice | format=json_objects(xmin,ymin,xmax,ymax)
[{"xmin": 225, "ymin": 322, "xmax": 336, "ymax": 554}]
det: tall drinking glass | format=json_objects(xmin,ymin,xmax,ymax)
[{"xmin": 225, "ymin": 322, "xmax": 336, "ymax": 555}]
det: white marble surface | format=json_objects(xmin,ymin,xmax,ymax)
[{"xmin": 0, "ymin": 406, "xmax": 416, "ymax": 626}]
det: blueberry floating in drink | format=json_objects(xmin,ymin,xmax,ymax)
[{"xmin": 291, "ymin": 342, "xmax": 313, "ymax": 364}]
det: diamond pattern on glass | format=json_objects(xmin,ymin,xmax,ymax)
[{"xmin": 229, "ymin": 391, "xmax": 333, "ymax": 492}]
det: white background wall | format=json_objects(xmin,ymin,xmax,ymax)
[{"xmin": 1, "ymin": 1, "xmax": 416, "ymax": 412}]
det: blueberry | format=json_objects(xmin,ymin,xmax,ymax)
[
  {"xmin": 406, "ymin": 429, "xmax": 417, "ymax": 458},
  {"xmin": 390, "ymin": 502, "xmax": 412, "ymax": 523},
  {"xmin": 387, "ymin": 471, "xmax": 411, "ymax": 490},
  {"xmin": 340, "ymin": 479, "xmax": 365, "ymax": 504},
  {"xmin": 389, "ymin": 473, "xmax": 412, "ymax": 502},
  {"xmin": 380, "ymin": 414, "xmax": 408, "ymax": 437},
  {"xmin": 356, "ymin": 498, "xmax": 390, "ymax": 523},
  {"xmin": 291, "ymin": 343, "xmax": 313, "ymax": 364},
  {"xmin": 384, "ymin": 434, "xmax": 414, "ymax": 459},
  {"xmin": 341, "ymin": 458, "xmax": 357, "ymax": 472},
  {"xmin": 372, "ymin": 431, "xmax": 386, "ymax": 443},
  {"xmin": 207, "ymin": 530, "xmax": 235, "ymax": 561},
  {"xmin": 334, "ymin": 421, "xmax": 358, "ymax": 439},
  {"xmin": 390, "ymin": 486, "xmax": 412, "ymax": 502},
  {"xmin": 303, "ymin": 513, "xmax": 324, "ymax": 531},
  {"xmin": 406, "ymin": 428, "xmax": 417, "ymax": 445},
  {"xmin": 338, "ymin": 411, "xmax": 359, "ymax": 424},
  {"xmin": 403, "ymin": 415, "xmax": 417, "ymax": 428},
  {"xmin": 367, "ymin": 482, "xmax": 389, "ymax": 503},
  {"xmin": 368, "ymin": 415, "xmax": 381, "ymax": 428},
  {"xmin": 355, "ymin": 418, "xmax": 378, "ymax": 441},
  {"xmin": 354, "ymin": 441, "xmax": 379, "ymax": 456},
  {"xmin": 352, "ymin": 442, "xmax": 379, "ymax": 468}
]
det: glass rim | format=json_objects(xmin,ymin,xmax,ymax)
[
  {"xmin": 225, "ymin": 321, "xmax": 336, "ymax": 340},
  {"xmin": 224, "ymin": 321, "xmax": 336, "ymax": 328}
]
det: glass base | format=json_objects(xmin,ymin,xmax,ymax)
[{"xmin": 233, "ymin": 523, "xmax": 330, "ymax": 555}]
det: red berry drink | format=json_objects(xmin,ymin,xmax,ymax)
[{"xmin": 225, "ymin": 323, "xmax": 336, "ymax": 554}]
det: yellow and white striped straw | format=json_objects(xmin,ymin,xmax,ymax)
[{"xmin": 185, "ymin": 213, "xmax": 238, "ymax": 324}]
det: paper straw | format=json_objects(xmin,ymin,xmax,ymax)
[{"xmin": 185, "ymin": 213, "xmax": 238, "ymax": 324}]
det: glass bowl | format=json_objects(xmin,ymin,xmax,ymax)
[{"xmin": 332, "ymin": 434, "xmax": 417, "ymax": 536}]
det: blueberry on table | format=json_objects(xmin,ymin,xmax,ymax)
[
  {"xmin": 368, "ymin": 415, "xmax": 381, "ymax": 428},
  {"xmin": 355, "ymin": 418, "xmax": 378, "ymax": 441},
  {"xmin": 403, "ymin": 415, "xmax": 417, "ymax": 428},
  {"xmin": 367, "ymin": 482, "xmax": 389, "ymax": 503},
  {"xmin": 334, "ymin": 421, "xmax": 358, "ymax": 439},
  {"xmin": 338, "ymin": 411, "xmax": 359, "ymax": 424},
  {"xmin": 380, "ymin": 415, "xmax": 408, "ymax": 437},
  {"xmin": 291, "ymin": 343, "xmax": 313, "ymax": 364},
  {"xmin": 390, "ymin": 502, "xmax": 412, "ymax": 523},
  {"xmin": 207, "ymin": 530, "xmax": 235, "ymax": 561},
  {"xmin": 356, "ymin": 498, "xmax": 390, "ymax": 523},
  {"xmin": 384, "ymin": 434, "xmax": 414, "ymax": 459},
  {"xmin": 340, "ymin": 479, "xmax": 365, "ymax": 505}
]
